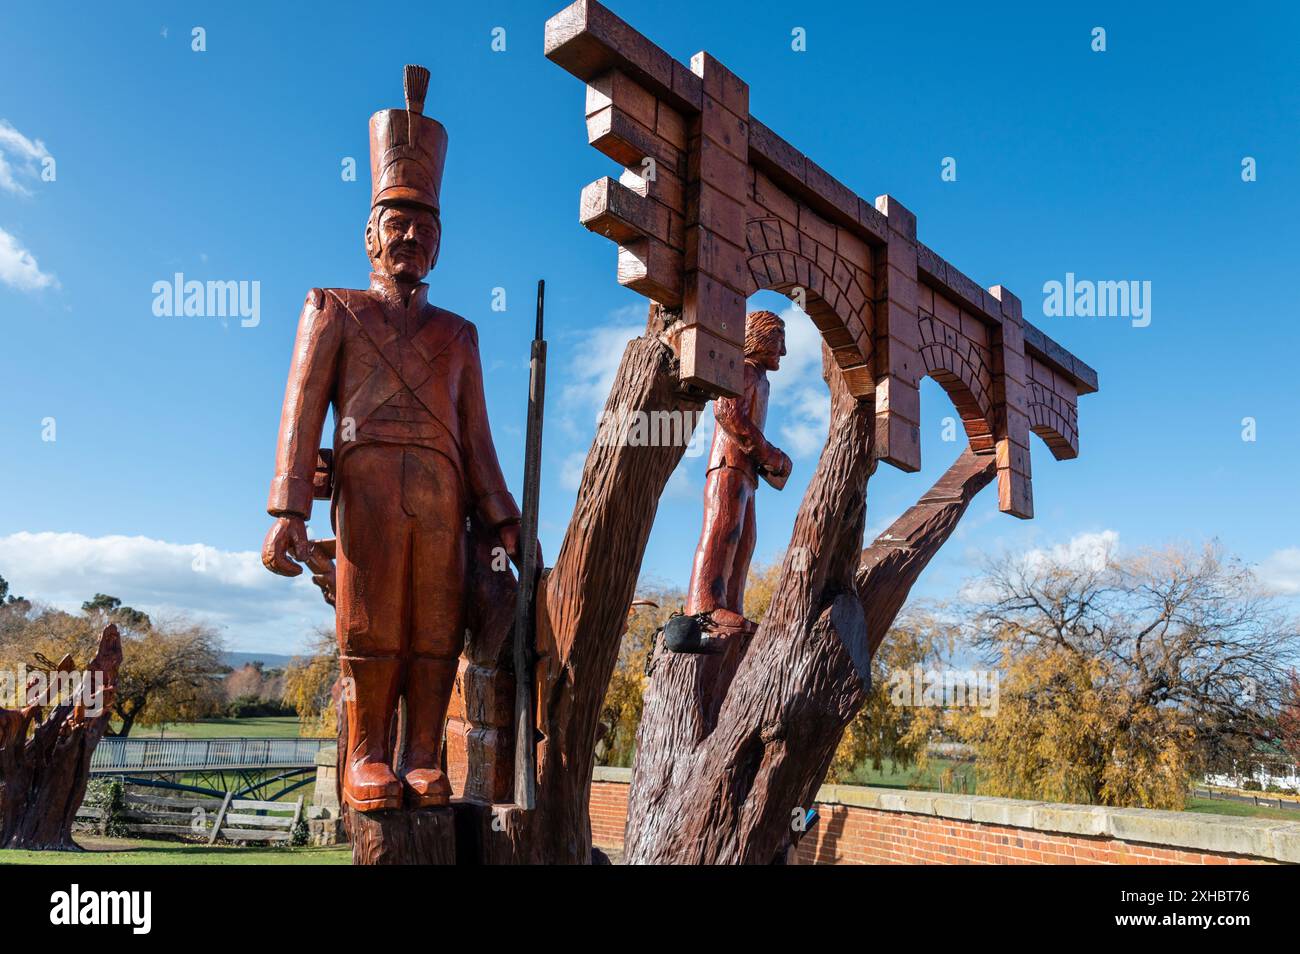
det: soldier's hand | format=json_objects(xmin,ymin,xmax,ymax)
[
  {"xmin": 499, "ymin": 522, "xmax": 543, "ymax": 575},
  {"xmin": 262, "ymin": 516, "xmax": 310, "ymax": 577}
]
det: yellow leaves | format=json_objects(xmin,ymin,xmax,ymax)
[
  {"xmin": 743, "ymin": 561, "xmax": 781, "ymax": 623},
  {"xmin": 595, "ymin": 583, "xmax": 684, "ymax": 766},
  {"xmin": 827, "ymin": 611, "xmax": 952, "ymax": 783},
  {"xmin": 956, "ymin": 646, "xmax": 1195, "ymax": 810}
]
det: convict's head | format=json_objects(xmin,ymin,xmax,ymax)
[{"xmin": 744, "ymin": 309, "xmax": 787, "ymax": 371}]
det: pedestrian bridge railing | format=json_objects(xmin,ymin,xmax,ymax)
[{"xmin": 91, "ymin": 737, "xmax": 331, "ymax": 774}]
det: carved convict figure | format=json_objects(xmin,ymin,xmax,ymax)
[
  {"xmin": 261, "ymin": 66, "xmax": 523, "ymax": 812},
  {"xmin": 684, "ymin": 309, "xmax": 791, "ymax": 635}
]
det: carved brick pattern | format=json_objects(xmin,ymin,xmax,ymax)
[
  {"xmin": 1026, "ymin": 354, "xmax": 1080, "ymax": 459},
  {"xmin": 745, "ymin": 213, "xmax": 874, "ymax": 392},
  {"xmin": 547, "ymin": 0, "xmax": 1096, "ymax": 492},
  {"xmin": 917, "ymin": 310, "xmax": 996, "ymax": 451}
]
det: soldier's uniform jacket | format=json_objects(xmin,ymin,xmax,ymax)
[{"xmin": 267, "ymin": 271, "xmax": 519, "ymax": 530}]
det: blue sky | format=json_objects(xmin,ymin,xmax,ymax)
[{"xmin": 1, "ymin": 1, "xmax": 1297, "ymax": 652}]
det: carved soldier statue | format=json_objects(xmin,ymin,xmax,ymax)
[
  {"xmin": 261, "ymin": 66, "xmax": 523, "ymax": 812},
  {"xmin": 681, "ymin": 309, "xmax": 791, "ymax": 641}
]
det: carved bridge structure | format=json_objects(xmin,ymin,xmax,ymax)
[{"xmin": 545, "ymin": 0, "xmax": 1097, "ymax": 519}]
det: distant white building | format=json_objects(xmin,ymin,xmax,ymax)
[{"xmin": 1205, "ymin": 757, "xmax": 1300, "ymax": 792}]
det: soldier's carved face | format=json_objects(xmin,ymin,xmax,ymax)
[{"xmin": 367, "ymin": 204, "xmax": 441, "ymax": 282}]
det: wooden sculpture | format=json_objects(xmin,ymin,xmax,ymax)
[
  {"xmin": 540, "ymin": 0, "xmax": 1098, "ymax": 864},
  {"xmin": 670, "ymin": 309, "xmax": 791, "ymax": 653},
  {"xmin": 247, "ymin": 5, "xmax": 1099, "ymax": 866},
  {"xmin": 261, "ymin": 66, "xmax": 524, "ymax": 825},
  {"xmin": 689, "ymin": 309, "xmax": 790, "ymax": 610},
  {"xmin": 0, "ymin": 624, "xmax": 122, "ymax": 850}
]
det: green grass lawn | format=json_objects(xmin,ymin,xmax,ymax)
[
  {"xmin": 836, "ymin": 756, "xmax": 977, "ymax": 793},
  {"xmin": 0, "ymin": 836, "xmax": 349, "ymax": 865},
  {"xmin": 1185, "ymin": 796, "xmax": 1300, "ymax": 822},
  {"xmin": 127, "ymin": 716, "xmax": 307, "ymax": 739}
]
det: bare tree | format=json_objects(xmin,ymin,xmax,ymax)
[{"xmin": 958, "ymin": 541, "xmax": 1298, "ymax": 806}]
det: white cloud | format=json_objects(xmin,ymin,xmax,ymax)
[
  {"xmin": 0, "ymin": 119, "xmax": 51, "ymax": 196},
  {"xmin": 559, "ymin": 450, "xmax": 587, "ymax": 492},
  {"xmin": 959, "ymin": 529, "xmax": 1120, "ymax": 602},
  {"xmin": 1260, "ymin": 548, "xmax": 1300, "ymax": 596},
  {"xmin": 0, "ymin": 531, "xmax": 332, "ymax": 654},
  {"xmin": 0, "ymin": 226, "xmax": 57, "ymax": 292},
  {"xmin": 1020, "ymin": 529, "xmax": 1119, "ymax": 574},
  {"xmin": 767, "ymin": 305, "xmax": 829, "ymax": 457},
  {"xmin": 558, "ymin": 307, "xmax": 644, "ymax": 412}
]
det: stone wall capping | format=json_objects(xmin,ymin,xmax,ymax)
[
  {"xmin": 592, "ymin": 765, "xmax": 634, "ymax": 783},
  {"xmin": 587, "ymin": 770, "xmax": 1297, "ymax": 864},
  {"xmin": 969, "ymin": 796, "xmax": 1044, "ymax": 829},
  {"xmin": 799, "ymin": 785, "xmax": 1300, "ymax": 863}
]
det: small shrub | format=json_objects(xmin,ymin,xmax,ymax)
[
  {"xmin": 225, "ymin": 695, "xmax": 295, "ymax": 719},
  {"xmin": 83, "ymin": 779, "xmax": 130, "ymax": 837}
]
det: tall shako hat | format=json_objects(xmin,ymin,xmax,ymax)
[{"xmin": 369, "ymin": 65, "xmax": 448, "ymax": 213}]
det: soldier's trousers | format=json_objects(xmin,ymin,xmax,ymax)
[{"xmin": 333, "ymin": 444, "xmax": 466, "ymax": 781}]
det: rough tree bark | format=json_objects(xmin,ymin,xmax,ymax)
[
  {"xmin": 344, "ymin": 319, "xmax": 991, "ymax": 864},
  {"xmin": 452, "ymin": 326, "xmax": 705, "ymax": 863},
  {"xmin": 623, "ymin": 351, "xmax": 997, "ymax": 864},
  {"xmin": 0, "ymin": 624, "xmax": 123, "ymax": 850}
]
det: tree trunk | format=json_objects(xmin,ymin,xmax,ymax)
[
  {"xmin": 348, "ymin": 807, "xmax": 456, "ymax": 864},
  {"xmin": 466, "ymin": 330, "xmax": 705, "ymax": 863},
  {"xmin": 344, "ymin": 320, "xmax": 992, "ymax": 864},
  {"xmin": 111, "ymin": 707, "xmax": 136, "ymax": 738},
  {"xmin": 0, "ymin": 624, "xmax": 123, "ymax": 850},
  {"xmin": 347, "ymin": 325, "xmax": 704, "ymax": 864},
  {"xmin": 624, "ymin": 350, "xmax": 997, "ymax": 864}
]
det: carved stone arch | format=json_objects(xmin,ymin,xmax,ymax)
[
  {"xmin": 745, "ymin": 216, "xmax": 874, "ymax": 397},
  {"xmin": 917, "ymin": 313, "xmax": 995, "ymax": 452},
  {"xmin": 1027, "ymin": 381, "xmax": 1080, "ymax": 460}
]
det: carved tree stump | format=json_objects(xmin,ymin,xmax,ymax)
[
  {"xmin": 469, "ymin": 330, "xmax": 704, "ymax": 864},
  {"xmin": 332, "ymin": 325, "xmax": 993, "ymax": 864},
  {"xmin": 347, "ymin": 807, "xmax": 456, "ymax": 865},
  {"xmin": 624, "ymin": 353, "xmax": 997, "ymax": 864},
  {"xmin": 0, "ymin": 624, "xmax": 123, "ymax": 850},
  {"xmin": 339, "ymin": 327, "xmax": 704, "ymax": 864}
]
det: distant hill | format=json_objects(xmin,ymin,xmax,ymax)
[{"xmin": 222, "ymin": 651, "xmax": 299, "ymax": 671}]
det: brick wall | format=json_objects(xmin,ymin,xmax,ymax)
[
  {"xmin": 590, "ymin": 780, "xmax": 630, "ymax": 851},
  {"xmin": 589, "ymin": 768, "xmax": 1297, "ymax": 864}
]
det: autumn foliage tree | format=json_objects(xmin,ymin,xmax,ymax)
[
  {"xmin": 282, "ymin": 626, "xmax": 339, "ymax": 737},
  {"xmin": 828, "ymin": 609, "xmax": 953, "ymax": 783},
  {"xmin": 954, "ymin": 541, "xmax": 1297, "ymax": 809},
  {"xmin": 0, "ymin": 592, "xmax": 224, "ymax": 736}
]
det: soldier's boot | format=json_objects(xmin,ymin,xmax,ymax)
[
  {"xmin": 401, "ymin": 655, "xmax": 458, "ymax": 808},
  {"xmin": 339, "ymin": 655, "xmax": 402, "ymax": 812}
]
